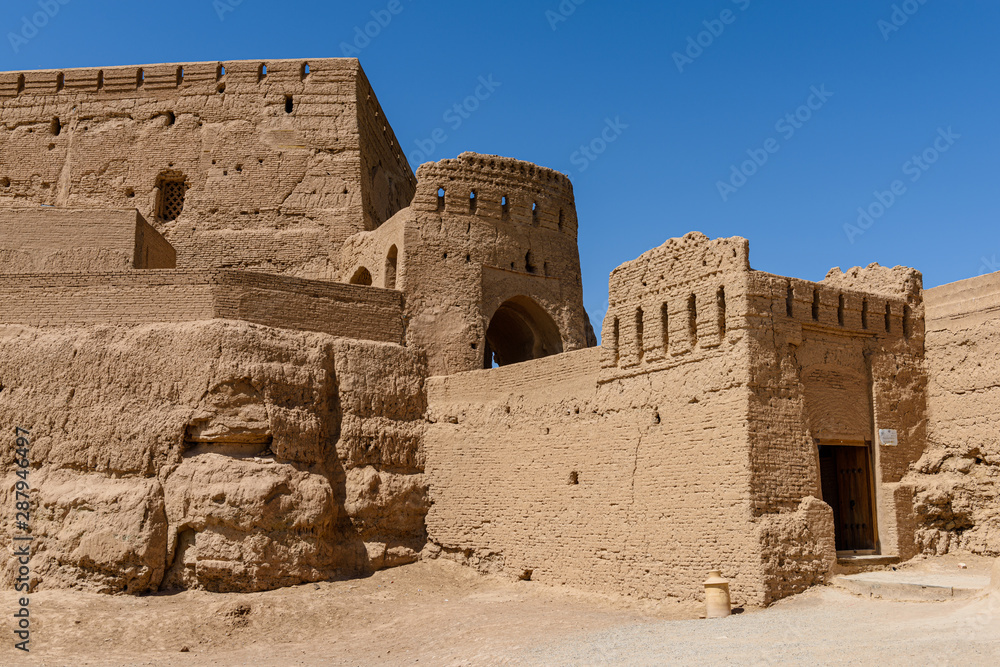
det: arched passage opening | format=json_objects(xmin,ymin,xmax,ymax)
[
  {"xmin": 385, "ymin": 245, "xmax": 398, "ymax": 290},
  {"xmin": 483, "ymin": 296, "xmax": 563, "ymax": 368},
  {"xmin": 349, "ymin": 266, "xmax": 373, "ymax": 286}
]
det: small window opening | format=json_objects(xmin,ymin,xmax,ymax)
[
  {"xmin": 838, "ymin": 294, "xmax": 846, "ymax": 326},
  {"xmin": 903, "ymin": 305, "xmax": 912, "ymax": 338},
  {"xmin": 688, "ymin": 294, "xmax": 698, "ymax": 345},
  {"xmin": 885, "ymin": 303, "xmax": 892, "ymax": 332},
  {"xmin": 469, "ymin": 190, "xmax": 477, "ymax": 213},
  {"xmin": 532, "ymin": 202, "xmax": 539, "ymax": 225},
  {"xmin": 501, "ymin": 195, "xmax": 509, "ymax": 218},
  {"xmin": 156, "ymin": 173, "xmax": 187, "ymax": 222},
  {"xmin": 258, "ymin": 63, "xmax": 268, "ymax": 80},
  {"xmin": 16, "ymin": 74, "xmax": 25, "ymax": 95},
  {"xmin": 786, "ymin": 284, "xmax": 794, "ymax": 317},
  {"xmin": 660, "ymin": 303, "xmax": 669, "ymax": 353},
  {"xmin": 635, "ymin": 308, "xmax": 645, "ymax": 362},
  {"xmin": 569, "ymin": 471, "xmax": 579, "ymax": 485},
  {"xmin": 525, "ymin": 251, "xmax": 536, "ymax": 273},
  {"xmin": 217, "ymin": 64, "xmax": 226, "ymax": 80},
  {"xmin": 812, "ymin": 289, "xmax": 820, "ymax": 321},
  {"xmin": 612, "ymin": 317, "xmax": 621, "ymax": 364},
  {"xmin": 301, "ymin": 62, "xmax": 311, "ymax": 79},
  {"xmin": 862, "ymin": 299, "xmax": 870, "ymax": 330},
  {"xmin": 285, "ymin": 95, "xmax": 294, "ymax": 114},
  {"xmin": 717, "ymin": 287, "xmax": 727, "ymax": 337},
  {"xmin": 385, "ymin": 245, "xmax": 398, "ymax": 290},
  {"xmin": 51, "ymin": 117, "xmax": 61, "ymax": 136},
  {"xmin": 97, "ymin": 71, "xmax": 104, "ymax": 90},
  {"xmin": 56, "ymin": 72, "xmax": 64, "ymax": 92},
  {"xmin": 165, "ymin": 111, "xmax": 175, "ymax": 126},
  {"xmin": 558, "ymin": 209, "xmax": 564, "ymax": 230},
  {"xmin": 136, "ymin": 68, "xmax": 145, "ymax": 88},
  {"xmin": 437, "ymin": 187, "xmax": 445, "ymax": 211},
  {"xmin": 176, "ymin": 66, "xmax": 184, "ymax": 86}
]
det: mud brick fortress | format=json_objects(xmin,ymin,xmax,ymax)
[{"xmin": 0, "ymin": 58, "xmax": 997, "ymax": 606}]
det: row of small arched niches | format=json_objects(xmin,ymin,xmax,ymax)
[
  {"xmin": 789, "ymin": 286, "xmax": 915, "ymax": 338},
  {"xmin": 608, "ymin": 288, "xmax": 730, "ymax": 363},
  {"xmin": 349, "ymin": 246, "xmax": 400, "ymax": 290},
  {"xmin": 607, "ymin": 285, "xmax": 917, "ymax": 363},
  {"xmin": 435, "ymin": 188, "xmax": 570, "ymax": 230}
]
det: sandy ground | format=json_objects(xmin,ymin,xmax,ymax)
[{"xmin": 1, "ymin": 558, "xmax": 997, "ymax": 666}]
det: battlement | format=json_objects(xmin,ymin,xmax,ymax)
[
  {"xmin": 413, "ymin": 153, "xmax": 578, "ymax": 235},
  {"xmin": 0, "ymin": 58, "xmax": 353, "ymax": 100},
  {"xmin": 600, "ymin": 233, "xmax": 923, "ymax": 380},
  {"xmin": 600, "ymin": 233, "xmax": 749, "ymax": 377},
  {"xmin": 758, "ymin": 271, "xmax": 922, "ymax": 341}
]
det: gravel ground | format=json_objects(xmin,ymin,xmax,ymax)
[
  {"xmin": 513, "ymin": 586, "xmax": 1000, "ymax": 666},
  {"xmin": 2, "ymin": 559, "xmax": 996, "ymax": 666}
]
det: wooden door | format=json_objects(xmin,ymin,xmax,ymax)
[{"xmin": 819, "ymin": 443, "xmax": 876, "ymax": 552}]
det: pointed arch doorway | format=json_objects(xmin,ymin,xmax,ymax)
[{"xmin": 483, "ymin": 296, "xmax": 563, "ymax": 368}]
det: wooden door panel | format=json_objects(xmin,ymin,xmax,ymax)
[{"xmin": 835, "ymin": 446, "xmax": 876, "ymax": 551}]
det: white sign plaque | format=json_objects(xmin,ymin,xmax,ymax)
[{"xmin": 879, "ymin": 429, "xmax": 898, "ymax": 446}]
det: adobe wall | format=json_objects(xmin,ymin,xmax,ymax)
[
  {"xmin": 0, "ymin": 208, "xmax": 174, "ymax": 272},
  {"xmin": 0, "ymin": 320, "xmax": 428, "ymax": 593},
  {"xmin": 425, "ymin": 233, "xmax": 833, "ymax": 606},
  {"xmin": 0, "ymin": 59, "xmax": 414, "ymax": 280},
  {"xmin": 424, "ymin": 345, "xmax": 769, "ymax": 604},
  {"xmin": 744, "ymin": 264, "xmax": 926, "ymax": 567},
  {"xmin": 0, "ymin": 270, "xmax": 405, "ymax": 344},
  {"xmin": 906, "ymin": 272, "xmax": 1000, "ymax": 556},
  {"xmin": 395, "ymin": 153, "xmax": 590, "ymax": 375}
]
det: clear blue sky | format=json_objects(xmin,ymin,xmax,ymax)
[{"xmin": 3, "ymin": 0, "xmax": 998, "ymax": 333}]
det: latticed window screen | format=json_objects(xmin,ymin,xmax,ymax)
[{"xmin": 158, "ymin": 179, "xmax": 186, "ymax": 221}]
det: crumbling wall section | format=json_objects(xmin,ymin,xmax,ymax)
[
  {"xmin": 0, "ymin": 320, "xmax": 428, "ymax": 594},
  {"xmin": 909, "ymin": 272, "xmax": 1000, "ymax": 556}
]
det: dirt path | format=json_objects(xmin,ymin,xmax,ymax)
[{"xmin": 1, "ymin": 559, "xmax": 996, "ymax": 666}]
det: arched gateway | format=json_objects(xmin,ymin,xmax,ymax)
[{"xmin": 483, "ymin": 296, "xmax": 563, "ymax": 368}]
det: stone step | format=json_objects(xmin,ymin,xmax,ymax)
[
  {"xmin": 831, "ymin": 571, "xmax": 991, "ymax": 601},
  {"xmin": 835, "ymin": 554, "xmax": 901, "ymax": 575}
]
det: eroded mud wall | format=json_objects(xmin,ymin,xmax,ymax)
[
  {"xmin": 910, "ymin": 272, "xmax": 1000, "ymax": 556},
  {"xmin": 0, "ymin": 321, "xmax": 427, "ymax": 593}
]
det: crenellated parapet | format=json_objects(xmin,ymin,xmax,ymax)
[
  {"xmin": 600, "ymin": 232, "xmax": 924, "ymax": 382},
  {"xmin": 751, "ymin": 266, "xmax": 924, "ymax": 346},
  {"xmin": 414, "ymin": 152, "xmax": 578, "ymax": 236},
  {"xmin": 600, "ymin": 232, "xmax": 750, "ymax": 378}
]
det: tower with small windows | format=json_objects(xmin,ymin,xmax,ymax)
[{"xmin": 339, "ymin": 152, "xmax": 594, "ymax": 376}]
